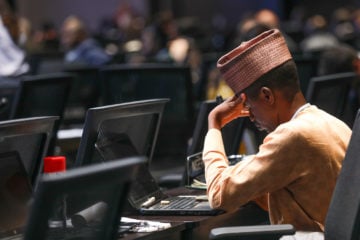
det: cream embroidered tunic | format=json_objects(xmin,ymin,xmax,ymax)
[{"xmin": 203, "ymin": 105, "xmax": 351, "ymax": 231}]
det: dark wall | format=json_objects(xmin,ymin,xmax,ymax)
[
  {"xmin": 16, "ymin": 0, "xmax": 360, "ymax": 34},
  {"xmin": 17, "ymin": 0, "xmax": 148, "ymax": 31}
]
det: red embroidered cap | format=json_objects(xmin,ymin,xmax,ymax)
[{"xmin": 217, "ymin": 29, "xmax": 292, "ymax": 94}]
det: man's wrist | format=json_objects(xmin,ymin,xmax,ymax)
[{"xmin": 208, "ymin": 112, "xmax": 221, "ymax": 130}]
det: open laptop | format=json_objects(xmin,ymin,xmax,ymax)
[
  {"xmin": 92, "ymin": 102, "xmax": 222, "ymax": 216},
  {"xmin": 0, "ymin": 151, "xmax": 32, "ymax": 239},
  {"xmin": 127, "ymin": 162, "xmax": 222, "ymax": 216}
]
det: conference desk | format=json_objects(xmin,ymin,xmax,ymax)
[{"xmin": 120, "ymin": 187, "xmax": 269, "ymax": 240}]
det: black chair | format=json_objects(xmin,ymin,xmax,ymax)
[
  {"xmin": 62, "ymin": 65, "xmax": 101, "ymax": 126},
  {"xmin": 10, "ymin": 73, "xmax": 73, "ymax": 155},
  {"xmin": 0, "ymin": 76, "xmax": 21, "ymax": 120},
  {"xmin": 306, "ymin": 72, "xmax": 357, "ymax": 127},
  {"xmin": 100, "ymin": 63, "xmax": 196, "ymax": 175},
  {"xmin": 293, "ymin": 52, "xmax": 320, "ymax": 94},
  {"xmin": 209, "ymin": 109, "xmax": 360, "ymax": 240},
  {"xmin": 24, "ymin": 156, "xmax": 146, "ymax": 240},
  {"xmin": 27, "ymin": 51, "xmax": 65, "ymax": 75}
]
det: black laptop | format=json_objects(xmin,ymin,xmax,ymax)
[
  {"xmin": 126, "ymin": 162, "xmax": 222, "ymax": 216},
  {"xmin": 90, "ymin": 100, "xmax": 222, "ymax": 216},
  {"xmin": 95, "ymin": 126, "xmax": 221, "ymax": 216}
]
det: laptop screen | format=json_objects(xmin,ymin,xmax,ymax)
[
  {"xmin": 0, "ymin": 151, "xmax": 32, "ymax": 237},
  {"xmin": 93, "ymin": 113, "xmax": 165, "ymax": 208},
  {"xmin": 75, "ymin": 99, "xmax": 168, "ymax": 167},
  {"xmin": 126, "ymin": 163, "xmax": 165, "ymax": 208},
  {"xmin": 95, "ymin": 113, "xmax": 159, "ymax": 162}
]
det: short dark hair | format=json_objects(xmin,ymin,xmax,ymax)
[
  {"xmin": 317, "ymin": 44, "xmax": 358, "ymax": 76},
  {"xmin": 243, "ymin": 59, "xmax": 300, "ymax": 102}
]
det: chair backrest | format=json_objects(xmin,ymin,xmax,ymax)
[
  {"xmin": 62, "ymin": 65, "xmax": 101, "ymax": 126},
  {"xmin": 324, "ymin": 109, "xmax": 360, "ymax": 239},
  {"xmin": 74, "ymin": 99, "xmax": 168, "ymax": 168},
  {"xmin": 0, "ymin": 116, "xmax": 58, "ymax": 187},
  {"xmin": 293, "ymin": 53, "xmax": 319, "ymax": 94},
  {"xmin": 100, "ymin": 63, "xmax": 195, "ymax": 165},
  {"xmin": 10, "ymin": 73, "xmax": 73, "ymax": 154},
  {"xmin": 24, "ymin": 156, "xmax": 146, "ymax": 240},
  {"xmin": 28, "ymin": 52, "xmax": 65, "ymax": 75},
  {"xmin": 306, "ymin": 72, "xmax": 357, "ymax": 127},
  {"xmin": 0, "ymin": 77, "xmax": 20, "ymax": 120}
]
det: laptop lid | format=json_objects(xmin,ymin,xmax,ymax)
[
  {"xmin": 75, "ymin": 98, "xmax": 169, "ymax": 168},
  {"xmin": 126, "ymin": 160, "xmax": 221, "ymax": 216},
  {"xmin": 0, "ymin": 151, "xmax": 32, "ymax": 238},
  {"xmin": 87, "ymin": 99, "xmax": 220, "ymax": 215},
  {"xmin": 126, "ymin": 163, "xmax": 167, "ymax": 209},
  {"xmin": 0, "ymin": 116, "xmax": 58, "ymax": 188}
]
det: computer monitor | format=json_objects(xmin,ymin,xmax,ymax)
[
  {"xmin": 10, "ymin": 73, "xmax": 72, "ymax": 119},
  {"xmin": 62, "ymin": 65, "xmax": 101, "ymax": 125},
  {"xmin": 0, "ymin": 116, "xmax": 58, "ymax": 187},
  {"xmin": 74, "ymin": 99, "xmax": 169, "ymax": 168},
  {"xmin": 24, "ymin": 156, "xmax": 146, "ymax": 240}
]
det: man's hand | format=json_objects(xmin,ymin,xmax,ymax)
[{"xmin": 208, "ymin": 93, "xmax": 249, "ymax": 130}]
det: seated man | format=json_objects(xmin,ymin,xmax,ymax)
[
  {"xmin": 203, "ymin": 29, "xmax": 352, "ymax": 232},
  {"xmin": 60, "ymin": 15, "xmax": 111, "ymax": 66}
]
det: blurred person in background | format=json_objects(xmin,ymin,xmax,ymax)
[
  {"xmin": 300, "ymin": 14, "xmax": 340, "ymax": 53},
  {"xmin": 317, "ymin": 44, "xmax": 360, "ymax": 76},
  {"xmin": 317, "ymin": 44, "xmax": 360, "ymax": 125},
  {"xmin": 330, "ymin": 7, "xmax": 356, "ymax": 47},
  {"xmin": 0, "ymin": 0, "xmax": 29, "ymax": 77},
  {"xmin": 255, "ymin": 8, "xmax": 299, "ymax": 52},
  {"xmin": 32, "ymin": 21, "xmax": 60, "ymax": 53},
  {"xmin": 60, "ymin": 15, "xmax": 111, "ymax": 66}
]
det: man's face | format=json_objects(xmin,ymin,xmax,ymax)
[
  {"xmin": 244, "ymin": 93, "xmax": 277, "ymax": 133},
  {"xmin": 61, "ymin": 26, "xmax": 77, "ymax": 50}
]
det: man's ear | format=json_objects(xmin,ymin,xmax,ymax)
[{"xmin": 260, "ymin": 86, "xmax": 275, "ymax": 104}]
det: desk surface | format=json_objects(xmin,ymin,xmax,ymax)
[{"xmin": 120, "ymin": 187, "xmax": 269, "ymax": 240}]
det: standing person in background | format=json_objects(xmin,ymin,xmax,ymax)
[
  {"xmin": 203, "ymin": 29, "xmax": 351, "ymax": 236},
  {"xmin": 60, "ymin": 15, "xmax": 111, "ymax": 67},
  {"xmin": 0, "ymin": 0, "xmax": 29, "ymax": 77}
]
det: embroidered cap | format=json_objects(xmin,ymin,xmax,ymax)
[{"xmin": 217, "ymin": 29, "xmax": 292, "ymax": 94}]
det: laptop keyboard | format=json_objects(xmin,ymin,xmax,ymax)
[{"xmin": 151, "ymin": 197, "xmax": 197, "ymax": 210}]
